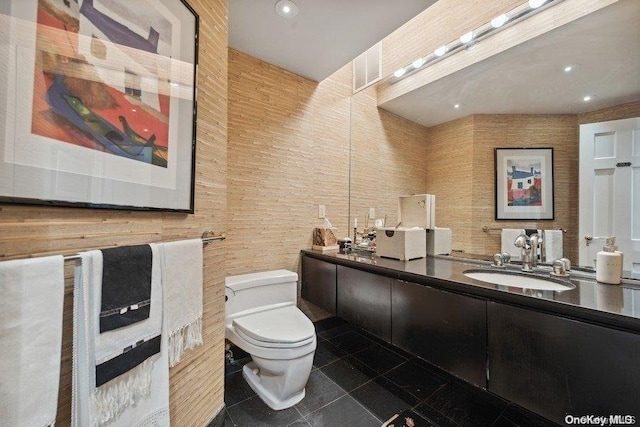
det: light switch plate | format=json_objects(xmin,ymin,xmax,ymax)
[
  {"xmin": 369, "ymin": 207, "xmax": 375, "ymax": 218},
  {"xmin": 319, "ymin": 205, "xmax": 326, "ymax": 218}
]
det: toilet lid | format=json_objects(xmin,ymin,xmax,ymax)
[{"xmin": 232, "ymin": 305, "xmax": 315, "ymax": 344}]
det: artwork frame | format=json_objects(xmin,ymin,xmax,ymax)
[
  {"xmin": 495, "ymin": 147, "xmax": 554, "ymax": 220},
  {"xmin": 0, "ymin": 0, "xmax": 199, "ymax": 213}
]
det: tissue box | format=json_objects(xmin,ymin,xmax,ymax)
[
  {"xmin": 426, "ymin": 227, "xmax": 452, "ymax": 255},
  {"xmin": 313, "ymin": 228, "xmax": 337, "ymax": 246},
  {"xmin": 376, "ymin": 227, "xmax": 426, "ymax": 261}
]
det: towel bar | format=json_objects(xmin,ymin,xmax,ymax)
[{"xmin": 61, "ymin": 231, "xmax": 226, "ymax": 262}]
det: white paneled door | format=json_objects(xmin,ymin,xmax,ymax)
[{"xmin": 579, "ymin": 117, "xmax": 640, "ymax": 275}]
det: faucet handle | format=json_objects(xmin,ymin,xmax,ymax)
[
  {"xmin": 492, "ymin": 252, "xmax": 511, "ymax": 268},
  {"xmin": 551, "ymin": 259, "xmax": 570, "ymax": 277}
]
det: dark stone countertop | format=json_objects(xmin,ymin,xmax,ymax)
[{"xmin": 301, "ymin": 249, "xmax": 640, "ymax": 333}]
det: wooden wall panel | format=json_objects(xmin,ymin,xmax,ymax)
[
  {"xmin": 578, "ymin": 100, "xmax": 640, "ymax": 124},
  {"xmin": 425, "ymin": 116, "xmax": 475, "ymax": 252},
  {"xmin": 425, "ymin": 114, "xmax": 578, "ymax": 262},
  {"xmin": 227, "ymin": 51, "xmax": 430, "ymax": 320},
  {"xmin": 350, "ymin": 85, "xmax": 430, "ymax": 229},
  {"xmin": 0, "ymin": 0, "xmax": 228, "ymax": 425}
]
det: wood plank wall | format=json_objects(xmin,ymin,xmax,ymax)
[
  {"xmin": 424, "ymin": 101, "xmax": 640, "ymax": 263},
  {"xmin": 425, "ymin": 114, "xmax": 578, "ymax": 261},
  {"xmin": 0, "ymin": 0, "xmax": 228, "ymax": 425},
  {"xmin": 227, "ymin": 50, "xmax": 430, "ymax": 322},
  {"xmin": 227, "ymin": 49, "xmax": 351, "ymax": 320},
  {"xmin": 350, "ymin": 86, "xmax": 430, "ymax": 229}
]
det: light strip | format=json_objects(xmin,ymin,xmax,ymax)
[{"xmin": 389, "ymin": 0, "xmax": 564, "ymax": 84}]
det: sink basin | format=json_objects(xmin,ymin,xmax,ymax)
[{"xmin": 463, "ymin": 269, "xmax": 575, "ymax": 292}]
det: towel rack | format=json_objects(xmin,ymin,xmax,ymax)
[
  {"xmin": 61, "ymin": 230, "xmax": 226, "ymax": 262},
  {"xmin": 481, "ymin": 226, "xmax": 566, "ymax": 233}
]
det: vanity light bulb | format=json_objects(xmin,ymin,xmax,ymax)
[
  {"xmin": 393, "ymin": 68, "xmax": 407, "ymax": 78},
  {"xmin": 528, "ymin": 0, "xmax": 547, "ymax": 8},
  {"xmin": 434, "ymin": 45, "xmax": 447, "ymax": 57},
  {"xmin": 459, "ymin": 31, "xmax": 474, "ymax": 44},
  {"xmin": 491, "ymin": 14, "xmax": 508, "ymax": 28},
  {"xmin": 412, "ymin": 58, "xmax": 426, "ymax": 69}
]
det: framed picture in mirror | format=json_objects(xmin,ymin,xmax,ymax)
[
  {"xmin": 495, "ymin": 148, "xmax": 554, "ymax": 220},
  {"xmin": 0, "ymin": 0, "xmax": 199, "ymax": 212}
]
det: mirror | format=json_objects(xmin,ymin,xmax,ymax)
[{"xmin": 349, "ymin": 0, "xmax": 640, "ymax": 277}]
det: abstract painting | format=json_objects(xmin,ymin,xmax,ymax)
[
  {"xmin": 0, "ymin": 0, "xmax": 198, "ymax": 211},
  {"xmin": 495, "ymin": 148, "xmax": 554, "ymax": 220}
]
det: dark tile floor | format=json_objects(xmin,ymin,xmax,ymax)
[{"xmin": 223, "ymin": 318, "xmax": 560, "ymax": 427}]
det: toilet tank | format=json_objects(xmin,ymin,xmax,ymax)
[{"xmin": 225, "ymin": 270, "xmax": 298, "ymax": 318}]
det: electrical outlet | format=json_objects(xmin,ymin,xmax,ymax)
[
  {"xmin": 318, "ymin": 205, "xmax": 326, "ymax": 218},
  {"xmin": 369, "ymin": 207, "xmax": 375, "ymax": 218}
]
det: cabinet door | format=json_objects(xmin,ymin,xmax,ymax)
[
  {"xmin": 301, "ymin": 256, "xmax": 336, "ymax": 314},
  {"xmin": 336, "ymin": 266, "xmax": 391, "ymax": 342},
  {"xmin": 488, "ymin": 302, "xmax": 640, "ymax": 424},
  {"xmin": 391, "ymin": 280, "xmax": 487, "ymax": 388}
]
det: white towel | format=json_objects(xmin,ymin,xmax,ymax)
[
  {"xmin": 543, "ymin": 229, "xmax": 563, "ymax": 262},
  {"xmin": 153, "ymin": 239, "xmax": 203, "ymax": 367},
  {"xmin": 0, "ymin": 255, "xmax": 64, "ymax": 427},
  {"xmin": 501, "ymin": 229, "xmax": 525, "ymax": 261},
  {"xmin": 73, "ymin": 249, "xmax": 169, "ymax": 427}
]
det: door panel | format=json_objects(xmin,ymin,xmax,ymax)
[{"xmin": 579, "ymin": 117, "xmax": 640, "ymax": 273}]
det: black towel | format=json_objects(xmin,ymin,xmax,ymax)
[{"xmin": 100, "ymin": 245, "xmax": 152, "ymax": 333}]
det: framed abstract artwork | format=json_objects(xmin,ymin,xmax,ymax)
[
  {"xmin": 0, "ymin": 0, "xmax": 198, "ymax": 212},
  {"xmin": 495, "ymin": 148, "xmax": 554, "ymax": 220}
]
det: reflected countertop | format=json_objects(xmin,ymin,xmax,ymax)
[{"xmin": 301, "ymin": 249, "xmax": 640, "ymax": 333}]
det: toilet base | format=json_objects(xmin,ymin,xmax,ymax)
[{"xmin": 242, "ymin": 362, "xmax": 306, "ymax": 410}]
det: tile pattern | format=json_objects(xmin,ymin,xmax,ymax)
[{"xmin": 224, "ymin": 319, "xmax": 560, "ymax": 427}]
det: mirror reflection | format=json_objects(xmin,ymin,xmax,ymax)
[{"xmin": 349, "ymin": 0, "xmax": 640, "ymax": 278}]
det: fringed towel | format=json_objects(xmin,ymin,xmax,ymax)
[
  {"xmin": 73, "ymin": 247, "xmax": 169, "ymax": 427},
  {"xmin": 153, "ymin": 239, "xmax": 203, "ymax": 367},
  {"xmin": 0, "ymin": 255, "xmax": 64, "ymax": 427}
]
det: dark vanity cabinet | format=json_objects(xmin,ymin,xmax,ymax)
[
  {"xmin": 392, "ymin": 279, "xmax": 488, "ymax": 388},
  {"xmin": 301, "ymin": 255, "xmax": 337, "ymax": 314},
  {"xmin": 488, "ymin": 302, "xmax": 640, "ymax": 424},
  {"xmin": 336, "ymin": 266, "xmax": 392, "ymax": 342}
]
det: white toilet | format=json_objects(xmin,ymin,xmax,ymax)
[{"xmin": 225, "ymin": 270, "xmax": 317, "ymax": 410}]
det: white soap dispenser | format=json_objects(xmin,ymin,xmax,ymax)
[{"xmin": 596, "ymin": 237, "xmax": 623, "ymax": 285}]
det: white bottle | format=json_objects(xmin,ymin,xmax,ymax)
[{"xmin": 596, "ymin": 237, "xmax": 623, "ymax": 285}]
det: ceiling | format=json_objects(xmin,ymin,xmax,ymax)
[
  {"xmin": 228, "ymin": 0, "xmax": 436, "ymax": 82},
  {"xmin": 379, "ymin": 0, "xmax": 640, "ymax": 127}
]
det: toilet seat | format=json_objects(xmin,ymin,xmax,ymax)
[{"xmin": 232, "ymin": 305, "xmax": 315, "ymax": 348}]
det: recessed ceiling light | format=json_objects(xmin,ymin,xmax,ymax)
[
  {"xmin": 275, "ymin": 0, "xmax": 298, "ymax": 18},
  {"xmin": 393, "ymin": 68, "xmax": 407, "ymax": 78},
  {"xmin": 459, "ymin": 31, "xmax": 474, "ymax": 44},
  {"xmin": 412, "ymin": 58, "xmax": 426, "ymax": 69},
  {"xmin": 528, "ymin": 0, "xmax": 547, "ymax": 8},
  {"xmin": 583, "ymin": 95, "xmax": 594, "ymax": 102},
  {"xmin": 454, "ymin": 104, "xmax": 461, "ymax": 109},
  {"xmin": 491, "ymin": 14, "xmax": 508, "ymax": 28},
  {"xmin": 434, "ymin": 45, "xmax": 447, "ymax": 57},
  {"xmin": 563, "ymin": 64, "xmax": 579, "ymax": 73}
]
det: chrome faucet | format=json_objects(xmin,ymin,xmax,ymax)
[
  {"xmin": 530, "ymin": 233, "xmax": 540, "ymax": 268},
  {"xmin": 514, "ymin": 233, "xmax": 540, "ymax": 272}
]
